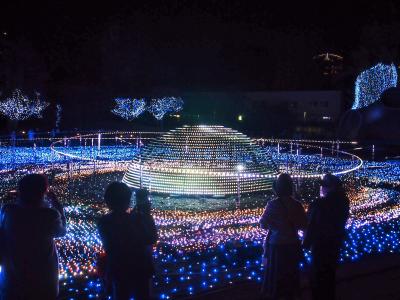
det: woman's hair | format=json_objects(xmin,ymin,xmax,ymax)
[
  {"xmin": 104, "ymin": 182, "xmax": 132, "ymax": 212},
  {"xmin": 18, "ymin": 174, "xmax": 48, "ymax": 205},
  {"xmin": 273, "ymin": 173, "xmax": 294, "ymax": 197},
  {"xmin": 321, "ymin": 173, "xmax": 341, "ymax": 188},
  {"xmin": 321, "ymin": 173, "xmax": 344, "ymax": 195}
]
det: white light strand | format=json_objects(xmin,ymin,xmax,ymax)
[
  {"xmin": 0, "ymin": 89, "xmax": 49, "ymax": 121},
  {"xmin": 111, "ymin": 98, "xmax": 146, "ymax": 121},
  {"xmin": 148, "ymin": 97, "xmax": 184, "ymax": 120}
]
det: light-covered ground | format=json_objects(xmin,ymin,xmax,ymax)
[{"xmin": 0, "ymin": 145, "xmax": 399, "ymax": 299}]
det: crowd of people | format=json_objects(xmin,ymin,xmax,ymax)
[{"xmin": 0, "ymin": 172, "xmax": 349, "ymax": 300}]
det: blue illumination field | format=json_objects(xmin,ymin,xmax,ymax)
[
  {"xmin": 0, "ymin": 144, "xmax": 399, "ymax": 299},
  {"xmin": 0, "ymin": 146, "xmax": 139, "ymax": 169}
]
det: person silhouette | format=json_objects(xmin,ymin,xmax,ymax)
[
  {"xmin": 304, "ymin": 174, "xmax": 350, "ymax": 300},
  {"xmin": 0, "ymin": 174, "xmax": 66, "ymax": 300},
  {"xmin": 260, "ymin": 173, "xmax": 307, "ymax": 300},
  {"xmin": 131, "ymin": 189, "xmax": 158, "ymax": 297},
  {"xmin": 98, "ymin": 183, "xmax": 157, "ymax": 300}
]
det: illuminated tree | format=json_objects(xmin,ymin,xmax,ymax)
[
  {"xmin": 352, "ymin": 63, "xmax": 398, "ymax": 110},
  {"xmin": 111, "ymin": 98, "xmax": 146, "ymax": 121},
  {"xmin": 147, "ymin": 97, "xmax": 183, "ymax": 120},
  {"xmin": 0, "ymin": 89, "xmax": 49, "ymax": 121},
  {"xmin": 56, "ymin": 104, "xmax": 62, "ymax": 130}
]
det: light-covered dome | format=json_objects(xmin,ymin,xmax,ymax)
[{"xmin": 122, "ymin": 125, "xmax": 277, "ymax": 195}]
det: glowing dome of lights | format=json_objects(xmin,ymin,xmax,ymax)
[{"xmin": 122, "ymin": 125, "xmax": 278, "ymax": 195}]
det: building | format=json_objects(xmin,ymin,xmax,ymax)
[
  {"xmin": 313, "ymin": 53, "xmax": 344, "ymax": 77},
  {"xmin": 243, "ymin": 91, "xmax": 342, "ymax": 122},
  {"xmin": 180, "ymin": 90, "xmax": 343, "ymax": 138}
]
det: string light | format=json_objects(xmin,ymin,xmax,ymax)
[
  {"xmin": 0, "ymin": 89, "xmax": 49, "ymax": 121},
  {"xmin": 0, "ymin": 131, "xmax": 399, "ymax": 299},
  {"xmin": 111, "ymin": 98, "xmax": 146, "ymax": 121},
  {"xmin": 26, "ymin": 164, "xmax": 400, "ymax": 298},
  {"xmin": 352, "ymin": 63, "xmax": 398, "ymax": 110},
  {"xmin": 123, "ymin": 125, "xmax": 277, "ymax": 195}
]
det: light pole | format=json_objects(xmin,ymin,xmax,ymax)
[
  {"xmin": 97, "ymin": 133, "xmax": 102, "ymax": 155},
  {"xmin": 139, "ymin": 155, "xmax": 143, "ymax": 189},
  {"xmin": 372, "ymin": 144, "xmax": 375, "ymax": 161},
  {"xmin": 236, "ymin": 164, "xmax": 245, "ymax": 207}
]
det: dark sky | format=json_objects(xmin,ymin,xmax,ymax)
[
  {"xmin": 1, "ymin": 1, "xmax": 400, "ymax": 93},
  {"xmin": 2, "ymin": 1, "xmax": 398, "ymax": 47},
  {"xmin": 0, "ymin": 1, "xmax": 400, "ymax": 131}
]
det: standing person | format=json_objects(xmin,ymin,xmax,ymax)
[
  {"xmin": 98, "ymin": 183, "xmax": 157, "ymax": 300},
  {"xmin": 260, "ymin": 173, "xmax": 307, "ymax": 300},
  {"xmin": 0, "ymin": 174, "xmax": 66, "ymax": 300},
  {"xmin": 131, "ymin": 189, "xmax": 158, "ymax": 297},
  {"xmin": 303, "ymin": 174, "xmax": 349, "ymax": 300}
]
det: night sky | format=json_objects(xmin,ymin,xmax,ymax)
[
  {"xmin": 1, "ymin": 1, "xmax": 399, "ymax": 89},
  {"xmin": 0, "ymin": 1, "xmax": 400, "ymax": 130}
]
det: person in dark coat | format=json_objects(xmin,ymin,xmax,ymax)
[
  {"xmin": 260, "ymin": 173, "xmax": 307, "ymax": 300},
  {"xmin": 0, "ymin": 174, "xmax": 66, "ymax": 300},
  {"xmin": 303, "ymin": 174, "xmax": 350, "ymax": 300},
  {"xmin": 98, "ymin": 183, "xmax": 157, "ymax": 300},
  {"xmin": 131, "ymin": 189, "xmax": 158, "ymax": 274}
]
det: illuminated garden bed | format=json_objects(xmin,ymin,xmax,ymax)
[{"xmin": 0, "ymin": 131, "xmax": 397, "ymax": 299}]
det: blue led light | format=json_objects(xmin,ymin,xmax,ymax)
[
  {"xmin": 352, "ymin": 63, "xmax": 398, "ymax": 110},
  {"xmin": 0, "ymin": 134, "xmax": 399, "ymax": 299},
  {"xmin": 148, "ymin": 97, "xmax": 183, "ymax": 120},
  {"xmin": 111, "ymin": 98, "xmax": 146, "ymax": 121}
]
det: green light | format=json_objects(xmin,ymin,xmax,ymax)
[{"xmin": 238, "ymin": 115, "xmax": 243, "ymax": 121}]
